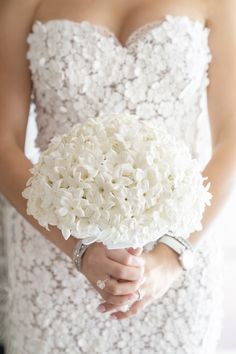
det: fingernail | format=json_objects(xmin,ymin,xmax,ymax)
[
  {"xmin": 110, "ymin": 314, "xmax": 117, "ymax": 320},
  {"xmin": 97, "ymin": 305, "xmax": 106, "ymax": 313}
]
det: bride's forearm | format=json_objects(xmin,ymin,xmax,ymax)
[
  {"xmin": 188, "ymin": 139, "xmax": 236, "ymax": 248},
  {"xmin": 149, "ymin": 139, "xmax": 236, "ymax": 267},
  {"xmin": 0, "ymin": 143, "xmax": 78, "ymax": 258}
]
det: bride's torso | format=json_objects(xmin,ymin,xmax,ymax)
[
  {"xmin": 34, "ymin": 0, "xmax": 208, "ymax": 45},
  {"xmin": 28, "ymin": 0, "xmax": 212, "ymax": 169},
  {"xmin": 3, "ymin": 5, "xmax": 223, "ymax": 352}
]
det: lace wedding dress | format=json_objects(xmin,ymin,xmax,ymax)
[{"xmin": 1, "ymin": 14, "xmax": 223, "ymax": 354}]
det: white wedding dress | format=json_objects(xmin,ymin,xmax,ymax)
[{"xmin": 1, "ymin": 14, "xmax": 223, "ymax": 354}]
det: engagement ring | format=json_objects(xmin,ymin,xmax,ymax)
[{"xmin": 96, "ymin": 278, "xmax": 109, "ymax": 290}]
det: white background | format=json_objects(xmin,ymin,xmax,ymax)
[{"xmin": 216, "ymin": 190, "xmax": 236, "ymax": 354}]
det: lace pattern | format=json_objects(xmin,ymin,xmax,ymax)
[
  {"xmin": 27, "ymin": 14, "xmax": 212, "ymax": 169},
  {"xmin": 4, "ymin": 207, "xmax": 223, "ymax": 354},
  {"xmin": 2, "ymin": 14, "xmax": 223, "ymax": 354}
]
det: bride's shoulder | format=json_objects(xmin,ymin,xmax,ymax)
[
  {"xmin": 0, "ymin": 0, "xmax": 41, "ymax": 29},
  {"xmin": 0, "ymin": 0, "xmax": 40, "ymax": 10}
]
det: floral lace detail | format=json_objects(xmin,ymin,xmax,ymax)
[
  {"xmin": 125, "ymin": 17, "xmax": 203, "ymax": 46},
  {"xmin": 27, "ymin": 14, "xmax": 212, "ymax": 169},
  {"xmin": 2, "ymin": 14, "xmax": 223, "ymax": 354},
  {"xmin": 4, "ymin": 207, "xmax": 223, "ymax": 354}
]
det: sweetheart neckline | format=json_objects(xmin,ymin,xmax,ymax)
[{"xmin": 30, "ymin": 14, "xmax": 210, "ymax": 49}]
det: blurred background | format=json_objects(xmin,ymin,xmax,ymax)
[{"xmin": 216, "ymin": 189, "xmax": 236, "ymax": 354}]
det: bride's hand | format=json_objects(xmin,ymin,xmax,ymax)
[
  {"xmin": 80, "ymin": 242, "xmax": 146, "ymax": 307},
  {"xmin": 97, "ymin": 243, "xmax": 183, "ymax": 320}
]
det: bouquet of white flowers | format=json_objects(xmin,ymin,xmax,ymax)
[{"xmin": 22, "ymin": 113, "xmax": 212, "ymax": 249}]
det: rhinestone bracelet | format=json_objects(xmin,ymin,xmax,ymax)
[{"xmin": 72, "ymin": 239, "xmax": 90, "ymax": 273}]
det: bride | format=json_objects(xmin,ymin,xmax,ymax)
[{"xmin": 0, "ymin": 0, "xmax": 236, "ymax": 353}]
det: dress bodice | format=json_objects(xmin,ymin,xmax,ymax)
[
  {"xmin": 2, "ymin": 15, "xmax": 224, "ymax": 354},
  {"xmin": 26, "ymin": 14, "xmax": 212, "ymax": 169}
]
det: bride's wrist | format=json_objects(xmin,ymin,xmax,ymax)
[
  {"xmin": 150, "ymin": 242, "xmax": 183, "ymax": 273},
  {"xmin": 65, "ymin": 237, "xmax": 80, "ymax": 260},
  {"xmin": 71, "ymin": 239, "xmax": 92, "ymax": 274}
]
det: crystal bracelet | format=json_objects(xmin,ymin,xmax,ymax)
[{"xmin": 72, "ymin": 239, "xmax": 90, "ymax": 273}]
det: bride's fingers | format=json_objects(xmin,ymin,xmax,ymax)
[
  {"xmin": 127, "ymin": 247, "xmax": 143, "ymax": 257},
  {"xmin": 103, "ymin": 258, "xmax": 145, "ymax": 281},
  {"xmin": 97, "ymin": 280, "xmax": 147, "ymax": 312},
  {"xmin": 103, "ymin": 277, "xmax": 142, "ymax": 296},
  {"xmin": 106, "ymin": 248, "xmax": 145, "ymax": 267},
  {"xmin": 110, "ymin": 296, "xmax": 149, "ymax": 320},
  {"xmin": 97, "ymin": 301, "xmax": 132, "ymax": 313},
  {"xmin": 97, "ymin": 290, "xmax": 145, "ymax": 314},
  {"xmin": 101, "ymin": 292, "xmax": 137, "ymax": 306}
]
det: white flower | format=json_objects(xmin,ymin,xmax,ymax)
[{"xmin": 23, "ymin": 113, "xmax": 212, "ymax": 249}]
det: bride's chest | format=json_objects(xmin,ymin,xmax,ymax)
[{"xmin": 27, "ymin": 15, "xmax": 211, "ymax": 111}]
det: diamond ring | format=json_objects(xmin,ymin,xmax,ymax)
[{"xmin": 96, "ymin": 277, "xmax": 109, "ymax": 290}]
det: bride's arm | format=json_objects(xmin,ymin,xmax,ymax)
[
  {"xmin": 100, "ymin": 0, "xmax": 236, "ymax": 320},
  {"xmin": 0, "ymin": 0, "xmax": 79, "ymax": 258},
  {"xmin": 169, "ymin": 0, "xmax": 236, "ymax": 249},
  {"xmin": 0, "ymin": 1, "xmax": 145, "ymax": 310},
  {"xmin": 149, "ymin": 0, "xmax": 236, "ymax": 267}
]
